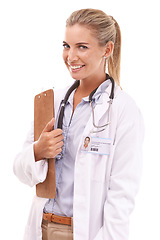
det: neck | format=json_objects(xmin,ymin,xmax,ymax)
[
  {"xmin": 72, "ymin": 72, "xmax": 106, "ymax": 112},
  {"xmin": 77, "ymin": 72, "xmax": 106, "ymax": 97}
]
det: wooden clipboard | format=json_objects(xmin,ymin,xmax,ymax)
[{"xmin": 34, "ymin": 89, "xmax": 56, "ymax": 199}]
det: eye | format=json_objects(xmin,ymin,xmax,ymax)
[
  {"xmin": 63, "ymin": 43, "xmax": 70, "ymax": 49},
  {"xmin": 79, "ymin": 45, "xmax": 88, "ymax": 50}
]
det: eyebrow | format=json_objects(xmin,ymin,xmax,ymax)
[
  {"xmin": 63, "ymin": 41, "xmax": 89, "ymax": 45},
  {"xmin": 76, "ymin": 42, "xmax": 89, "ymax": 45}
]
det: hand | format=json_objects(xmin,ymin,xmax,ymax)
[{"xmin": 34, "ymin": 118, "xmax": 64, "ymax": 161}]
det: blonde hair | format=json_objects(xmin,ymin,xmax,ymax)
[{"xmin": 66, "ymin": 8, "xmax": 121, "ymax": 85}]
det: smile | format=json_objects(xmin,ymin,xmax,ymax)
[
  {"xmin": 67, "ymin": 62, "xmax": 85, "ymax": 70},
  {"xmin": 70, "ymin": 65, "xmax": 84, "ymax": 70}
]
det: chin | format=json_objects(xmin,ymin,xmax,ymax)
[
  {"xmin": 70, "ymin": 75, "xmax": 80, "ymax": 80},
  {"xmin": 69, "ymin": 72, "xmax": 82, "ymax": 80}
]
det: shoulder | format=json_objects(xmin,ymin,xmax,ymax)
[
  {"xmin": 113, "ymin": 85, "xmax": 144, "ymax": 128},
  {"xmin": 114, "ymin": 85, "xmax": 141, "ymax": 114},
  {"xmin": 54, "ymin": 84, "xmax": 71, "ymax": 107},
  {"xmin": 54, "ymin": 88, "xmax": 66, "ymax": 106}
]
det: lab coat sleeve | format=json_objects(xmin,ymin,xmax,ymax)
[
  {"xmin": 13, "ymin": 122, "xmax": 48, "ymax": 187},
  {"xmin": 94, "ymin": 96, "xmax": 144, "ymax": 240}
]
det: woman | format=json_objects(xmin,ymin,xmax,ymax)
[{"xmin": 13, "ymin": 8, "xmax": 144, "ymax": 240}]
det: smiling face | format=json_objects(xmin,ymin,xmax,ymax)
[{"xmin": 63, "ymin": 24, "xmax": 109, "ymax": 83}]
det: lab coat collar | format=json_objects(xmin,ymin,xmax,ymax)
[
  {"xmin": 93, "ymin": 81, "xmax": 121, "ymax": 125},
  {"xmin": 92, "ymin": 79, "xmax": 110, "ymax": 104},
  {"xmin": 66, "ymin": 79, "xmax": 111, "ymax": 106},
  {"xmin": 56, "ymin": 80, "xmax": 121, "ymax": 125}
]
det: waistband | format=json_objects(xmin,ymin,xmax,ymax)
[{"xmin": 43, "ymin": 212, "xmax": 72, "ymax": 226}]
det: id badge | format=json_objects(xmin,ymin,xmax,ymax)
[{"xmin": 81, "ymin": 136, "xmax": 111, "ymax": 155}]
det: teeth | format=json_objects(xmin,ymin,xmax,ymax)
[
  {"xmin": 71, "ymin": 65, "xmax": 82, "ymax": 69},
  {"xmin": 67, "ymin": 63, "xmax": 84, "ymax": 70}
]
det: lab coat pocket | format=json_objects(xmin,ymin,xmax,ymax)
[
  {"xmin": 90, "ymin": 143, "xmax": 115, "ymax": 184},
  {"xmin": 90, "ymin": 146, "xmax": 112, "ymax": 183}
]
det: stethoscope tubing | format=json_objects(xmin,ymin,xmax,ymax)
[{"xmin": 57, "ymin": 74, "xmax": 115, "ymax": 130}]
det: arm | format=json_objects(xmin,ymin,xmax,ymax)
[
  {"xmin": 94, "ymin": 97, "xmax": 144, "ymax": 240},
  {"xmin": 13, "ymin": 118, "xmax": 64, "ymax": 187}
]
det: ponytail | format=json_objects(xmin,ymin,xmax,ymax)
[{"xmin": 108, "ymin": 19, "xmax": 121, "ymax": 85}]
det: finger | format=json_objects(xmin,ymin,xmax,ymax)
[
  {"xmin": 52, "ymin": 129, "xmax": 63, "ymax": 138},
  {"xmin": 54, "ymin": 148, "xmax": 62, "ymax": 157},
  {"xmin": 55, "ymin": 140, "xmax": 64, "ymax": 149},
  {"xmin": 48, "ymin": 142, "xmax": 63, "ymax": 159},
  {"xmin": 42, "ymin": 118, "xmax": 55, "ymax": 133},
  {"xmin": 47, "ymin": 133, "xmax": 63, "ymax": 147}
]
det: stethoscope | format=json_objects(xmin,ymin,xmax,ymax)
[{"xmin": 57, "ymin": 73, "xmax": 115, "ymax": 133}]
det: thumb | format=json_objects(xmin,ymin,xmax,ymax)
[{"xmin": 42, "ymin": 117, "xmax": 55, "ymax": 133}]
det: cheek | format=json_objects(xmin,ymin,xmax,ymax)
[{"xmin": 84, "ymin": 51, "xmax": 102, "ymax": 66}]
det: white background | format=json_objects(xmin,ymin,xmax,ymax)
[{"xmin": 0, "ymin": 0, "xmax": 160, "ymax": 239}]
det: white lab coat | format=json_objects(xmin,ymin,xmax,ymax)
[{"xmin": 13, "ymin": 82, "xmax": 144, "ymax": 240}]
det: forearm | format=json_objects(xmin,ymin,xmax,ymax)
[{"xmin": 13, "ymin": 123, "xmax": 48, "ymax": 187}]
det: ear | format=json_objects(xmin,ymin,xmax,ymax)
[{"xmin": 103, "ymin": 41, "xmax": 114, "ymax": 58}]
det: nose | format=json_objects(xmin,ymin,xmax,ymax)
[{"xmin": 67, "ymin": 48, "xmax": 79, "ymax": 62}]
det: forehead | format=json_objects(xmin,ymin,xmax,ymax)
[{"xmin": 64, "ymin": 24, "xmax": 98, "ymax": 44}]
